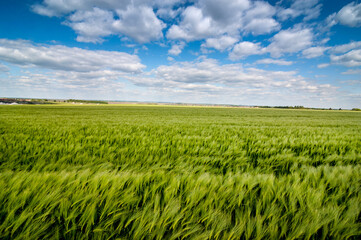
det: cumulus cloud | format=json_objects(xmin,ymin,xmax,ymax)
[
  {"xmin": 244, "ymin": 18, "xmax": 280, "ymax": 35},
  {"xmin": 302, "ymin": 46, "xmax": 330, "ymax": 59},
  {"xmin": 168, "ymin": 42, "xmax": 186, "ymax": 56},
  {"xmin": 65, "ymin": 7, "xmax": 115, "ymax": 43},
  {"xmin": 243, "ymin": 1, "xmax": 280, "ymax": 35},
  {"xmin": 340, "ymin": 80, "xmax": 361, "ymax": 85},
  {"xmin": 341, "ymin": 69, "xmax": 361, "ymax": 75},
  {"xmin": 121, "ymin": 57, "xmax": 340, "ymax": 106},
  {"xmin": 199, "ymin": 0, "xmax": 250, "ymax": 25},
  {"xmin": 0, "ymin": 38, "xmax": 149, "ymax": 99},
  {"xmin": 202, "ymin": 35, "xmax": 238, "ymax": 51},
  {"xmin": 0, "ymin": 63, "xmax": 9, "ymax": 72},
  {"xmin": 317, "ymin": 63, "xmax": 330, "ymax": 68},
  {"xmin": 323, "ymin": 2, "xmax": 361, "ymax": 31},
  {"xmin": 21, "ymin": 70, "xmax": 125, "ymax": 89},
  {"xmin": 229, "ymin": 42, "xmax": 265, "ymax": 60},
  {"xmin": 255, "ymin": 58, "xmax": 293, "ymax": 66},
  {"xmin": 330, "ymin": 50, "xmax": 361, "ymax": 67},
  {"xmin": 32, "ymin": 0, "xmax": 129, "ymax": 17},
  {"xmin": 167, "ymin": 6, "xmax": 216, "ymax": 41},
  {"xmin": 331, "ymin": 41, "xmax": 361, "ymax": 54},
  {"xmin": 65, "ymin": 6, "xmax": 166, "ymax": 43},
  {"xmin": 0, "ymin": 39, "xmax": 145, "ymax": 73},
  {"xmin": 319, "ymin": 41, "xmax": 361, "ymax": 68},
  {"xmin": 337, "ymin": 2, "xmax": 361, "ymax": 27},
  {"xmin": 156, "ymin": 7, "xmax": 183, "ymax": 20},
  {"xmin": 32, "ymin": 0, "xmax": 281, "ymax": 47},
  {"xmin": 1, "ymin": 69, "xmax": 138, "ymax": 101},
  {"xmin": 277, "ymin": 0, "xmax": 322, "ymax": 21},
  {"xmin": 32, "ymin": 0, "xmax": 167, "ymax": 43},
  {"xmin": 167, "ymin": 0, "xmax": 279, "ymax": 41},
  {"xmin": 267, "ymin": 27, "xmax": 313, "ymax": 57},
  {"xmin": 113, "ymin": 6, "xmax": 165, "ymax": 43},
  {"xmin": 32, "ymin": 0, "xmax": 185, "ymax": 17},
  {"xmin": 131, "ymin": 58, "xmax": 333, "ymax": 92}
]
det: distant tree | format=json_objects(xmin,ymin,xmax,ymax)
[{"xmin": 352, "ymin": 108, "xmax": 361, "ymax": 111}]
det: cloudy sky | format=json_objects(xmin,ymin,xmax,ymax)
[{"xmin": 1, "ymin": 0, "xmax": 361, "ymax": 108}]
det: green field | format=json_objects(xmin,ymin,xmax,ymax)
[{"xmin": 0, "ymin": 105, "xmax": 360, "ymax": 239}]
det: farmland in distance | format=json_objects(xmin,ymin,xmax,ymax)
[{"xmin": 0, "ymin": 105, "xmax": 360, "ymax": 239}]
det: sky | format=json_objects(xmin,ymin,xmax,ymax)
[{"xmin": 0, "ymin": 0, "xmax": 361, "ymax": 108}]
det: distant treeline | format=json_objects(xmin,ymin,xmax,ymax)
[
  {"xmin": 66, "ymin": 99, "xmax": 108, "ymax": 104},
  {"xmin": 259, "ymin": 106, "xmax": 306, "ymax": 109},
  {"xmin": 0, "ymin": 98, "xmax": 54, "ymax": 104}
]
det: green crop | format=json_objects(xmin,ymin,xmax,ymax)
[{"xmin": 0, "ymin": 105, "xmax": 360, "ymax": 239}]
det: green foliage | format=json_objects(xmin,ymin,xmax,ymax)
[
  {"xmin": 0, "ymin": 105, "xmax": 360, "ymax": 239},
  {"xmin": 352, "ymin": 108, "xmax": 361, "ymax": 111}
]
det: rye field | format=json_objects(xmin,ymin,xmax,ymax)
[{"xmin": 0, "ymin": 105, "xmax": 360, "ymax": 239}]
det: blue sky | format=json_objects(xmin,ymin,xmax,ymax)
[{"xmin": 0, "ymin": 0, "xmax": 360, "ymax": 108}]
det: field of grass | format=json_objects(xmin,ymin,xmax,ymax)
[{"xmin": 0, "ymin": 105, "xmax": 360, "ymax": 239}]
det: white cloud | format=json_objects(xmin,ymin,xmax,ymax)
[
  {"xmin": 318, "ymin": 41, "xmax": 361, "ymax": 68},
  {"xmin": 332, "ymin": 41, "xmax": 361, "ymax": 54},
  {"xmin": 32, "ymin": 0, "xmax": 130, "ymax": 17},
  {"xmin": 341, "ymin": 69, "xmax": 361, "ymax": 75},
  {"xmin": 317, "ymin": 63, "xmax": 329, "ymax": 68},
  {"xmin": 337, "ymin": 2, "xmax": 361, "ymax": 27},
  {"xmin": 277, "ymin": 8, "xmax": 297, "ymax": 21},
  {"xmin": 147, "ymin": 58, "xmax": 314, "ymax": 90},
  {"xmin": 199, "ymin": 0, "xmax": 250, "ymax": 25},
  {"xmin": 32, "ymin": 0, "xmax": 184, "ymax": 17},
  {"xmin": 64, "ymin": 6, "xmax": 166, "ymax": 43},
  {"xmin": 0, "ymin": 63, "xmax": 9, "ymax": 72},
  {"xmin": 202, "ymin": 35, "xmax": 238, "ymax": 51},
  {"xmin": 167, "ymin": 0, "xmax": 279, "ymax": 41},
  {"xmin": 302, "ymin": 46, "xmax": 330, "ymax": 59},
  {"xmin": 156, "ymin": 7, "xmax": 183, "ymax": 20},
  {"xmin": 290, "ymin": 0, "xmax": 319, "ymax": 11},
  {"xmin": 322, "ymin": 2, "xmax": 361, "ymax": 31},
  {"xmin": 267, "ymin": 27, "xmax": 313, "ymax": 57},
  {"xmin": 255, "ymin": 58, "xmax": 293, "ymax": 66},
  {"xmin": 277, "ymin": 0, "xmax": 322, "ymax": 21},
  {"xmin": 244, "ymin": 18, "xmax": 280, "ymax": 35},
  {"xmin": 340, "ymin": 80, "xmax": 361, "ymax": 85},
  {"xmin": 167, "ymin": 6, "xmax": 216, "ymax": 41},
  {"xmin": 243, "ymin": 1, "xmax": 280, "ymax": 35},
  {"xmin": 0, "ymin": 38, "xmax": 150, "ymax": 99},
  {"xmin": 123, "ymin": 58, "xmax": 339, "ymax": 107},
  {"xmin": 330, "ymin": 50, "xmax": 361, "ymax": 67},
  {"xmin": 168, "ymin": 42, "xmax": 185, "ymax": 56},
  {"xmin": 0, "ymin": 39, "xmax": 145, "ymax": 73},
  {"xmin": 302, "ymin": 3, "xmax": 322, "ymax": 21},
  {"xmin": 65, "ymin": 8, "xmax": 115, "ymax": 43},
  {"xmin": 32, "ymin": 1, "xmax": 166, "ymax": 43},
  {"xmin": 229, "ymin": 42, "xmax": 265, "ymax": 60},
  {"xmin": 32, "ymin": 0, "xmax": 281, "ymax": 46},
  {"xmin": 113, "ymin": 6, "xmax": 165, "ymax": 43},
  {"xmin": 321, "ymin": 13, "xmax": 338, "ymax": 31},
  {"xmin": 1, "ymin": 69, "xmax": 139, "ymax": 101}
]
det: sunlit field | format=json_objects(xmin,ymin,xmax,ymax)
[{"xmin": 0, "ymin": 105, "xmax": 360, "ymax": 239}]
